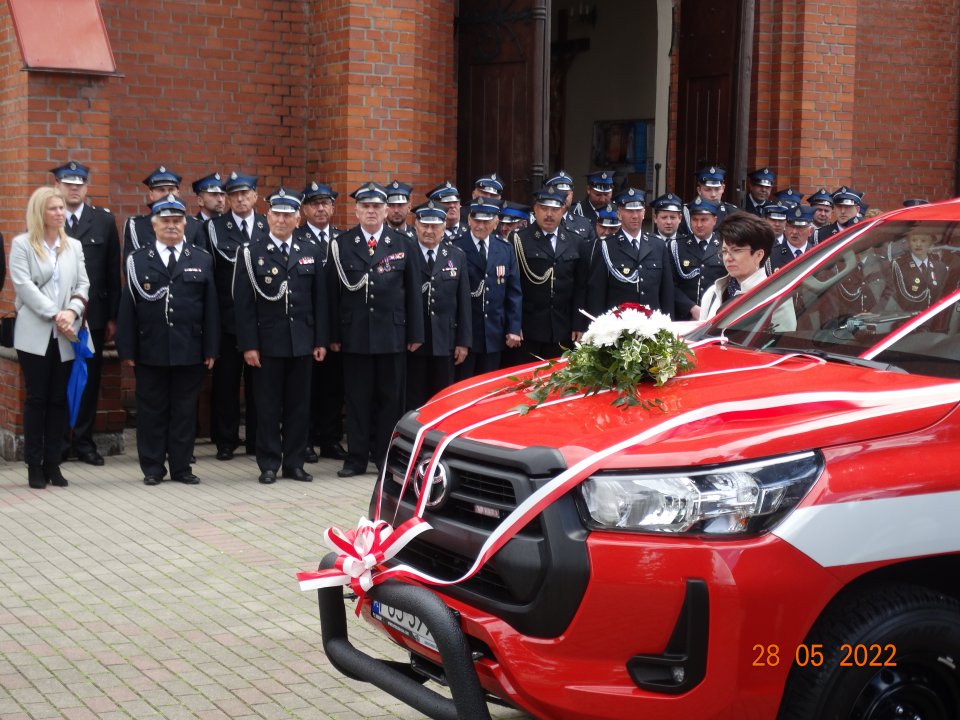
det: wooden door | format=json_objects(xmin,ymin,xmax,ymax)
[
  {"xmin": 675, "ymin": 0, "xmax": 744, "ymax": 202},
  {"xmin": 456, "ymin": 0, "xmax": 548, "ymax": 203}
]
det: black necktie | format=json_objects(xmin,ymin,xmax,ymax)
[
  {"xmin": 240, "ymin": 219, "xmax": 248, "ymax": 239},
  {"xmin": 166, "ymin": 247, "xmax": 177, "ymax": 274},
  {"xmin": 427, "ymin": 249, "xmax": 435, "ymax": 272},
  {"xmin": 280, "ymin": 242, "xmax": 289, "ymax": 261},
  {"xmin": 68, "ymin": 215, "xmax": 78, "ymax": 234},
  {"xmin": 319, "ymin": 229, "xmax": 326, "ymax": 244},
  {"xmin": 545, "ymin": 233, "xmax": 555, "ymax": 252},
  {"xmin": 478, "ymin": 240, "xmax": 487, "ymax": 264},
  {"xmin": 794, "ymin": 248, "xmax": 802, "ymax": 258}
]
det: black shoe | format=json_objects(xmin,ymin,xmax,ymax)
[
  {"xmin": 216, "ymin": 447, "xmax": 234, "ymax": 461},
  {"xmin": 337, "ymin": 465, "xmax": 366, "ymax": 478},
  {"xmin": 258, "ymin": 470, "xmax": 277, "ymax": 484},
  {"xmin": 77, "ymin": 450, "xmax": 105, "ymax": 466},
  {"xmin": 43, "ymin": 464, "xmax": 68, "ymax": 487},
  {"xmin": 304, "ymin": 446, "xmax": 319, "ymax": 463},
  {"xmin": 319, "ymin": 443, "xmax": 348, "ymax": 460},
  {"xmin": 143, "ymin": 475, "xmax": 162, "ymax": 486},
  {"xmin": 173, "ymin": 472, "xmax": 200, "ymax": 484},
  {"xmin": 282, "ymin": 467, "xmax": 313, "ymax": 482},
  {"xmin": 28, "ymin": 465, "xmax": 46, "ymax": 489},
  {"xmin": 189, "ymin": 455, "xmax": 196, "ymax": 463}
]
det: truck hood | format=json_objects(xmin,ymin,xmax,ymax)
[{"xmin": 416, "ymin": 344, "xmax": 960, "ymax": 469}]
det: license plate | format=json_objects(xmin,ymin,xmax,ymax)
[{"xmin": 371, "ymin": 600, "xmax": 438, "ymax": 652}]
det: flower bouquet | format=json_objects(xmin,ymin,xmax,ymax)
[{"xmin": 511, "ymin": 303, "xmax": 695, "ymax": 413}]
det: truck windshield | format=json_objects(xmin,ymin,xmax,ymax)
[{"xmin": 687, "ymin": 219, "xmax": 960, "ymax": 379}]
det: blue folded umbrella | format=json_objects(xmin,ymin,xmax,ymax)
[{"xmin": 68, "ymin": 326, "xmax": 93, "ymax": 428}]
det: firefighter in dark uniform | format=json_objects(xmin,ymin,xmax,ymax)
[
  {"xmin": 52, "ymin": 161, "xmax": 121, "ymax": 466},
  {"xmin": 472, "ymin": 173, "xmax": 504, "ymax": 202},
  {"xmin": 117, "ymin": 195, "xmax": 219, "ymax": 486},
  {"xmin": 192, "ymin": 172, "xmax": 226, "ymax": 222},
  {"xmin": 813, "ymin": 186, "xmax": 864, "ymax": 244},
  {"xmin": 744, "ymin": 167, "xmax": 776, "ymax": 216},
  {"xmin": 385, "ymin": 180, "xmax": 417, "ymax": 238},
  {"xmin": 544, "ymin": 170, "xmax": 598, "ymax": 246},
  {"xmin": 294, "ymin": 181, "xmax": 346, "ymax": 462},
  {"xmin": 682, "ymin": 165, "xmax": 739, "ymax": 234},
  {"xmin": 328, "ymin": 182, "xmax": 424, "ymax": 478},
  {"xmin": 889, "ymin": 231, "xmax": 949, "ymax": 313},
  {"xmin": 204, "ymin": 172, "xmax": 269, "ymax": 460},
  {"xmin": 807, "ymin": 188, "xmax": 835, "ymax": 230},
  {"xmin": 762, "ymin": 202, "xmax": 789, "ymax": 247},
  {"xmin": 406, "ymin": 201, "xmax": 472, "ymax": 410},
  {"xmin": 768, "ymin": 205, "xmax": 817, "ymax": 273},
  {"xmin": 426, "ymin": 181, "xmax": 468, "ymax": 240},
  {"xmin": 587, "ymin": 188, "xmax": 674, "ymax": 317},
  {"xmin": 123, "ymin": 167, "xmax": 205, "ymax": 259},
  {"xmin": 233, "ymin": 188, "xmax": 328, "ymax": 485},
  {"xmin": 572, "ymin": 170, "xmax": 616, "ymax": 225},
  {"xmin": 506, "ymin": 188, "xmax": 589, "ymax": 364},
  {"xmin": 595, "ymin": 205, "xmax": 621, "ymax": 238},
  {"xmin": 453, "ymin": 201, "xmax": 523, "ymax": 379},
  {"xmin": 670, "ymin": 196, "xmax": 725, "ymax": 321}
]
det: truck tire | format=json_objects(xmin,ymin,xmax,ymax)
[{"xmin": 777, "ymin": 584, "xmax": 960, "ymax": 720}]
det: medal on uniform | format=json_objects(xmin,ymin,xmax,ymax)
[
  {"xmin": 682, "ymin": 260, "xmax": 690, "ymax": 267},
  {"xmin": 265, "ymin": 276, "xmax": 272, "ymax": 284},
  {"xmin": 144, "ymin": 283, "xmax": 151, "ymax": 291},
  {"xmin": 623, "ymin": 267, "xmax": 632, "ymax": 274},
  {"xmin": 258, "ymin": 257, "xmax": 264, "ymax": 266},
  {"xmin": 271, "ymin": 267, "xmax": 279, "ymax": 275}
]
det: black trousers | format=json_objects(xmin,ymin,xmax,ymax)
[
  {"xmin": 64, "ymin": 326, "xmax": 105, "ymax": 455},
  {"xmin": 251, "ymin": 354, "xmax": 311, "ymax": 473},
  {"xmin": 455, "ymin": 351, "xmax": 501, "ymax": 381},
  {"xmin": 210, "ymin": 332, "xmax": 257, "ymax": 451},
  {"xmin": 134, "ymin": 363, "xmax": 205, "ymax": 478},
  {"xmin": 309, "ymin": 350, "xmax": 344, "ymax": 448},
  {"xmin": 406, "ymin": 352, "xmax": 455, "ymax": 411},
  {"xmin": 18, "ymin": 338, "xmax": 71, "ymax": 467},
  {"xmin": 342, "ymin": 352, "xmax": 405, "ymax": 472}
]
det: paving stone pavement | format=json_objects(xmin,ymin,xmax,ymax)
[{"xmin": 0, "ymin": 432, "xmax": 530, "ymax": 720}]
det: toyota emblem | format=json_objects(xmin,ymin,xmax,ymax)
[{"xmin": 415, "ymin": 458, "xmax": 449, "ymax": 509}]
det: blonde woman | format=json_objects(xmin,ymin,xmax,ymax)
[{"xmin": 10, "ymin": 186, "xmax": 92, "ymax": 489}]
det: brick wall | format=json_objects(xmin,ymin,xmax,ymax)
[
  {"xmin": 853, "ymin": 0, "xmax": 960, "ymax": 209},
  {"xmin": 748, "ymin": 0, "xmax": 959, "ymax": 208}
]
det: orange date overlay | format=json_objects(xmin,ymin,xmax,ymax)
[{"xmin": 752, "ymin": 643, "xmax": 897, "ymax": 668}]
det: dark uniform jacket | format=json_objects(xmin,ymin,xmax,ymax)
[
  {"xmin": 123, "ymin": 214, "xmax": 205, "ymax": 260},
  {"xmin": 453, "ymin": 232, "xmax": 522, "ymax": 353},
  {"xmin": 294, "ymin": 225, "xmax": 339, "ymax": 267},
  {"xmin": 587, "ymin": 231, "xmax": 674, "ymax": 317},
  {"xmin": 812, "ymin": 216, "xmax": 861, "ymax": 245},
  {"xmin": 204, "ymin": 212, "xmax": 270, "ymax": 335},
  {"xmin": 327, "ymin": 225, "xmax": 424, "ymax": 354},
  {"xmin": 766, "ymin": 242, "xmax": 812, "ymax": 274},
  {"xmin": 670, "ymin": 232, "xmax": 725, "ymax": 319},
  {"xmin": 444, "ymin": 222, "xmax": 469, "ymax": 241},
  {"xmin": 743, "ymin": 195, "xmax": 768, "ymax": 216},
  {"xmin": 67, "ymin": 204, "xmax": 121, "ymax": 331},
  {"xmin": 889, "ymin": 254, "xmax": 949, "ymax": 313},
  {"xmin": 233, "ymin": 237, "xmax": 329, "ymax": 357},
  {"xmin": 572, "ymin": 198, "xmax": 601, "ymax": 225},
  {"xmin": 415, "ymin": 244, "xmax": 472, "ymax": 356},
  {"xmin": 509, "ymin": 223, "xmax": 590, "ymax": 342},
  {"xmin": 117, "ymin": 245, "xmax": 220, "ymax": 365}
]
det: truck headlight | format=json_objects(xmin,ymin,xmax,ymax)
[{"xmin": 579, "ymin": 452, "xmax": 822, "ymax": 535}]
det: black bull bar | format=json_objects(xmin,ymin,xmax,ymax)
[{"xmin": 316, "ymin": 552, "xmax": 494, "ymax": 720}]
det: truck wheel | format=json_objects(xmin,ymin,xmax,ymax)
[{"xmin": 777, "ymin": 584, "xmax": 960, "ymax": 720}]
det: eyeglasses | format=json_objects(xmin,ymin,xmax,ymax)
[{"xmin": 720, "ymin": 245, "xmax": 752, "ymax": 257}]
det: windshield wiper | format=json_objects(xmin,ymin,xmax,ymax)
[{"xmin": 761, "ymin": 346, "xmax": 906, "ymax": 373}]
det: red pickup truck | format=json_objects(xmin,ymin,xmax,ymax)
[{"xmin": 308, "ymin": 200, "xmax": 960, "ymax": 720}]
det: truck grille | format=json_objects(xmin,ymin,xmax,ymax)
[{"xmin": 373, "ymin": 413, "xmax": 591, "ymax": 638}]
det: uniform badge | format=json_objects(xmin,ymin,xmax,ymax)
[
  {"xmin": 914, "ymin": 277, "xmax": 922, "ymax": 284},
  {"xmin": 293, "ymin": 244, "xmax": 300, "ymax": 252},
  {"xmin": 912, "ymin": 284, "xmax": 920, "ymax": 292},
  {"xmin": 143, "ymin": 283, "xmax": 151, "ymax": 291},
  {"xmin": 226, "ymin": 221, "xmax": 233, "ymax": 230},
  {"xmin": 271, "ymin": 267, "xmax": 279, "ymax": 275},
  {"xmin": 682, "ymin": 260, "xmax": 690, "ymax": 267},
  {"xmin": 258, "ymin": 257, "xmax": 265, "ymax": 266},
  {"xmin": 256, "ymin": 221, "xmax": 265, "ymax": 230},
  {"xmin": 265, "ymin": 276, "xmax": 272, "ymax": 284},
  {"xmin": 623, "ymin": 267, "xmax": 632, "ymax": 274}
]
